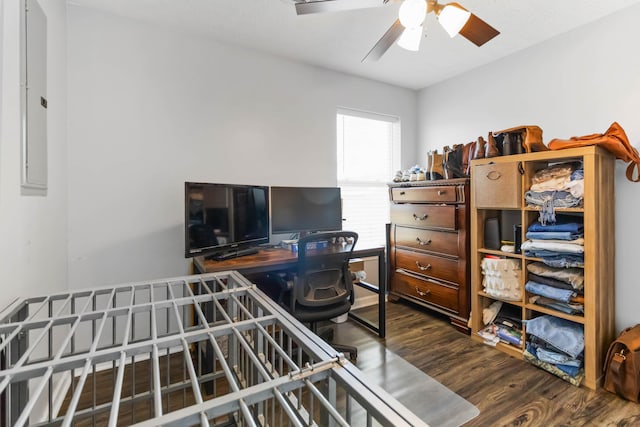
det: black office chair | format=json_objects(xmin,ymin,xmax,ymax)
[{"xmin": 278, "ymin": 231, "xmax": 359, "ymax": 360}]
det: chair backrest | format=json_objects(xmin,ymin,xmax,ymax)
[{"xmin": 293, "ymin": 231, "xmax": 358, "ymax": 308}]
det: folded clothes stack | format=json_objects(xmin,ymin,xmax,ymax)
[
  {"xmin": 525, "ymin": 262, "xmax": 585, "ymax": 315},
  {"xmin": 524, "ymin": 161, "xmax": 584, "ymax": 225},
  {"xmin": 522, "ymin": 214, "xmax": 585, "ymax": 268},
  {"xmin": 522, "ymin": 214, "xmax": 585, "ymax": 314},
  {"xmin": 524, "ymin": 315, "xmax": 584, "ymax": 386}
]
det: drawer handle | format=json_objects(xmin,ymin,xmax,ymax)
[
  {"xmin": 400, "ymin": 191, "xmax": 406, "ymax": 195},
  {"xmin": 416, "ymin": 237, "xmax": 432, "ymax": 246},
  {"xmin": 415, "ymin": 287, "xmax": 431, "ymax": 296},
  {"xmin": 415, "ymin": 262, "xmax": 432, "ymax": 271},
  {"xmin": 413, "ymin": 213, "xmax": 428, "ymax": 221},
  {"xmin": 437, "ymin": 190, "xmax": 445, "ymax": 196},
  {"xmin": 486, "ymin": 170, "xmax": 502, "ymax": 180}
]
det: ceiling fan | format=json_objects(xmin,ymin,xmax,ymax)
[{"xmin": 293, "ymin": 0, "xmax": 500, "ymax": 61}]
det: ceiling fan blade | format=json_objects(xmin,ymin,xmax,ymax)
[
  {"xmin": 458, "ymin": 13, "xmax": 499, "ymax": 46},
  {"xmin": 295, "ymin": 0, "xmax": 384, "ymax": 15},
  {"xmin": 362, "ymin": 19, "xmax": 404, "ymax": 62}
]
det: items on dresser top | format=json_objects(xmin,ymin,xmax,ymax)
[
  {"xmin": 388, "ymin": 179, "xmax": 470, "ymax": 333},
  {"xmin": 395, "ymin": 125, "xmax": 548, "ymax": 184}
]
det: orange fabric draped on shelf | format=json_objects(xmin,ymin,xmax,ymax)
[{"xmin": 548, "ymin": 122, "xmax": 640, "ymax": 182}]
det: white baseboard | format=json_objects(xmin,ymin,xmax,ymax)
[{"xmin": 352, "ymin": 294, "xmax": 380, "ymax": 310}]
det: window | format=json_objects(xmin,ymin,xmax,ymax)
[{"xmin": 337, "ymin": 108, "xmax": 400, "ymax": 247}]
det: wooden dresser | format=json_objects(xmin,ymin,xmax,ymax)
[{"xmin": 388, "ymin": 178, "xmax": 471, "ymax": 333}]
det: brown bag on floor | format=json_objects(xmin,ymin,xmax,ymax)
[
  {"xmin": 548, "ymin": 122, "xmax": 640, "ymax": 182},
  {"xmin": 603, "ymin": 324, "xmax": 640, "ymax": 402}
]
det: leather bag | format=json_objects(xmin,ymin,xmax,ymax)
[
  {"xmin": 493, "ymin": 125, "xmax": 547, "ymax": 153},
  {"xmin": 603, "ymin": 324, "xmax": 640, "ymax": 402},
  {"xmin": 548, "ymin": 122, "xmax": 640, "ymax": 182}
]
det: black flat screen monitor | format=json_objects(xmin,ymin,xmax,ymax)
[
  {"xmin": 270, "ymin": 186, "xmax": 342, "ymax": 235},
  {"xmin": 185, "ymin": 182, "xmax": 269, "ymax": 258}
]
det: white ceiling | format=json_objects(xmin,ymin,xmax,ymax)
[{"xmin": 67, "ymin": 0, "xmax": 640, "ymax": 90}]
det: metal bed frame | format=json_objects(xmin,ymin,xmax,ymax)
[{"xmin": 0, "ymin": 271, "xmax": 428, "ymax": 426}]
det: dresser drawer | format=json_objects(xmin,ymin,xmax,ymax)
[
  {"xmin": 394, "ymin": 226, "xmax": 459, "ymax": 257},
  {"xmin": 391, "ymin": 185, "xmax": 458, "ymax": 203},
  {"xmin": 391, "ymin": 271, "xmax": 460, "ymax": 313},
  {"xmin": 473, "ymin": 162, "xmax": 522, "ymax": 209},
  {"xmin": 390, "ymin": 204, "xmax": 457, "ymax": 230},
  {"xmin": 394, "ymin": 248, "xmax": 460, "ymax": 284}
]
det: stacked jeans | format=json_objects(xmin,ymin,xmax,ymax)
[
  {"xmin": 523, "ymin": 215, "xmax": 585, "ymax": 268},
  {"xmin": 524, "ymin": 162, "xmax": 584, "ymax": 224},
  {"xmin": 524, "ymin": 315, "xmax": 584, "ymax": 385},
  {"xmin": 523, "ymin": 215, "xmax": 585, "ymax": 314}
]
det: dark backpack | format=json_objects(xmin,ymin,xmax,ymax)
[{"xmin": 604, "ymin": 324, "xmax": 640, "ymax": 402}]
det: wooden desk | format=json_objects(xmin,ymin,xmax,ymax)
[{"xmin": 193, "ymin": 246, "xmax": 386, "ymax": 338}]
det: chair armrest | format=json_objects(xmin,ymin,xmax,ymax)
[{"xmin": 274, "ymin": 272, "xmax": 294, "ymax": 305}]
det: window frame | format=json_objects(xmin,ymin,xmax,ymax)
[{"xmin": 336, "ymin": 107, "xmax": 401, "ymax": 247}]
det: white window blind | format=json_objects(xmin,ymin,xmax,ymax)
[{"xmin": 337, "ymin": 108, "xmax": 400, "ymax": 248}]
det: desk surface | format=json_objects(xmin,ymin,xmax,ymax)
[
  {"xmin": 194, "ymin": 247, "xmax": 297, "ymax": 274},
  {"xmin": 193, "ymin": 244, "xmax": 387, "ymax": 338},
  {"xmin": 193, "ymin": 245, "xmax": 383, "ymax": 275}
]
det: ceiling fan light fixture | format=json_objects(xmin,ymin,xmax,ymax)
[
  {"xmin": 437, "ymin": 2, "xmax": 471, "ymax": 37},
  {"xmin": 397, "ymin": 25, "xmax": 423, "ymax": 51},
  {"xmin": 399, "ymin": 0, "xmax": 426, "ymax": 29}
]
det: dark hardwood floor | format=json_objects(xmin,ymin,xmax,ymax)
[
  {"xmin": 339, "ymin": 300, "xmax": 640, "ymax": 427},
  {"xmin": 55, "ymin": 299, "xmax": 640, "ymax": 426}
]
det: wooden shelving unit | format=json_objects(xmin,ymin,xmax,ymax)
[{"xmin": 470, "ymin": 146, "xmax": 616, "ymax": 390}]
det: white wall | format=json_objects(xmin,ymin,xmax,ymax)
[
  {"xmin": 66, "ymin": 6, "xmax": 418, "ymax": 289},
  {"xmin": 0, "ymin": 0, "xmax": 67, "ymax": 312},
  {"xmin": 418, "ymin": 4, "xmax": 640, "ymax": 331}
]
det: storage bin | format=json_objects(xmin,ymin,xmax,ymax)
[
  {"xmin": 480, "ymin": 257, "xmax": 522, "ymax": 301},
  {"xmin": 473, "ymin": 162, "xmax": 522, "ymax": 208}
]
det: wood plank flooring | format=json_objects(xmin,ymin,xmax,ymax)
[
  {"xmin": 338, "ymin": 300, "xmax": 640, "ymax": 427},
  {"xmin": 55, "ymin": 299, "xmax": 640, "ymax": 426},
  {"xmin": 57, "ymin": 353, "xmax": 235, "ymax": 426}
]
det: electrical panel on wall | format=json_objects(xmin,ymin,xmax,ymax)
[{"xmin": 20, "ymin": 0, "xmax": 47, "ymax": 195}]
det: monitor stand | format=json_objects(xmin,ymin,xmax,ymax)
[{"xmin": 207, "ymin": 247, "xmax": 259, "ymax": 261}]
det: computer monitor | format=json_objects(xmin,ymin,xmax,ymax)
[
  {"xmin": 184, "ymin": 182, "xmax": 269, "ymax": 258},
  {"xmin": 270, "ymin": 186, "xmax": 342, "ymax": 235}
]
